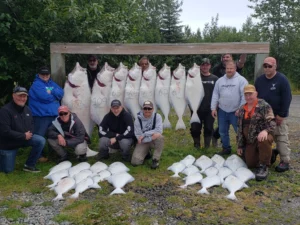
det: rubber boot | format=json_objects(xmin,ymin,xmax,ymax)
[
  {"xmin": 204, "ymin": 136, "xmax": 212, "ymax": 148},
  {"xmin": 193, "ymin": 137, "xmax": 201, "ymax": 149}
]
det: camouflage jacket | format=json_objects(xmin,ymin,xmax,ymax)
[{"xmin": 237, "ymin": 99, "xmax": 276, "ymax": 148}]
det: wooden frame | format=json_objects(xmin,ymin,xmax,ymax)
[{"xmin": 50, "ymin": 42, "xmax": 269, "ymax": 86}]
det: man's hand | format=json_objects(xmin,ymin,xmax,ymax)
[
  {"xmin": 110, "ymin": 137, "xmax": 117, "ymax": 145},
  {"xmin": 25, "ymin": 131, "xmax": 33, "ymax": 140},
  {"xmin": 237, "ymin": 148, "xmax": 243, "ymax": 156},
  {"xmin": 152, "ymin": 133, "xmax": 161, "ymax": 140},
  {"xmin": 276, "ymin": 115, "xmax": 284, "ymax": 126},
  {"xmin": 257, "ymin": 130, "xmax": 268, "ymax": 142},
  {"xmin": 211, "ymin": 110, "xmax": 217, "ymax": 119},
  {"xmin": 235, "ymin": 109, "xmax": 239, "ymax": 116},
  {"xmin": 58, "ymin": 134, "xmax": 66, "ymax": 146},
  {"xmin": 138, "ymin": 136, "xmax": 143, "ymax": 144},
  {"xmin": 239, "ymin": 54, "xmax": 247, "ymax": 64}
]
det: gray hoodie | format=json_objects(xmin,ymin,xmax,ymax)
[
  {"xmin": 134, "ymin": 111, "xmax": 163, "ymax": 143},
  {"xmin": 211, "ymin": 72, "xmax": 248, "ymax": 113}
]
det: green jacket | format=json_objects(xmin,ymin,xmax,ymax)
[{"xmin": 237, "ymin": 99, "xmax": 276, "ymax": 148}]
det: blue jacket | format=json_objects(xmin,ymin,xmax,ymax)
[{"xmin": 29, "ymin": 74, "xmax": 64, "ymax": 117}]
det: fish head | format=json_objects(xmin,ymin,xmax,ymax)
[
  {"xmin": 67, "ymin": 62, "xmax": 88, "ymax": 86},
  {"xmin": 188, "ymin": 63, "xmax": 200, "ymax": 78},
  {"xmin": 98, "ymin": 62, "xmax": 115, "ymax": 84},
  {"xmin": 128, "ymin": 63, "xmax": 142, "ymax": 80},
  {"xmin": 173, "ymin": 63, "xmax": 186, "ymax": 80},
  {"xmin": 158, "ymin": 63, "xmax": 171, "ymax": 79},
  {"xmin": 114, "ymin": 62, "xmax": 128, "ymax": 81},
  {"xmin": 143, "ymin": 63, "xmax": 156, "ymax": 80}
]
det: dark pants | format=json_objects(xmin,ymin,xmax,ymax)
[
  {"xmin": 243, "ymin": 124, "xmax": 273, "ymax": 168},
  {"xmin": 99, "ymin": 137, "xmax": 133, "ymax": 161},
  {"xmin": 190, "ymin": 110, "xmax": 215, "ymax": 137}
]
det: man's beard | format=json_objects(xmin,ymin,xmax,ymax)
[{"xmin": 89, "ymin": 64, "xmax": 97, "ymax": 70}]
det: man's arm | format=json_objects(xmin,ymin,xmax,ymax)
[{"xmin": 237, "ymin": 54, "xmax": 247, "ymax": 69}]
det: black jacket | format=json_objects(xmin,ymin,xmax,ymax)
[
  {"xmin": 47, "ymin": 113, "xmax": 91, "ymax": 148},
  {"xmin": 87, "ymin": 64, "xmax": 101, "ymax": 91},
  {"xmin": 99, "ymin": 108, "xmax": 134, "ymax": 140},
  {"xmin": 212, "ymin": 62, "xmax": 243, "ymax": 78},
  {"xmin": 0, "ymin": 101, "xmax": 34, "ymax": 149}
]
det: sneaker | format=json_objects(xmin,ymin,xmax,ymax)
[
  {"xmin": 275, "ymin": 161, "xmax": 289, "ymax": 172},
  {"xmin": 78, "ymin": 154, "xmax": 87, "ymax": 162},
  {"xmin": 218, "ymin": 149, "xmax": 231, "ymax": 155},
  {"xmin": 151, "ymin": 159, "xmax": 159, "ymax": 169},
  {"xmin": 38, "ymin": 157, "xmax": 48, "ymax": 163},
  {"xmin": 255, "ymin": 164, "xmax": 268, "ymax": 181},
  {"xmin": 23, "ymin": 165, "xmax": 40, "ymax": 173},
  {"xmin": 270, "ymin": 149, "xmax": 279, "ymax": 165}
]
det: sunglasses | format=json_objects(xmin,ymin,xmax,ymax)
[
  {"xmin": 263, "ymin": 64, "xmax": 273, "ymax": 68},
  {"xmin": 89, "ymin": 59, "xmax": 96, "ymax": 62},
  {"xmin": 143, "ymin": 107, "xmax": 153, "ymax": 111},
  {"xmin": 59, "ymin": 112, "xmax": 69, "ymax": 116}
]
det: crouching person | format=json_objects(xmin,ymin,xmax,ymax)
[
  {"xmin": 131, "ymin": 100, "xmax": 164, "ymax": 169},
  {"xmin": 98, "ymin": 100, "xmax": 134, "ymax": 162},
  {"xmin": 0, "ymin": 87, "xmax": 45, "ymax": 173},
  {"xmin": 237, "ymin": 85, "xmax": 276, "ymax": 181},
  {"xmin": 47, "ymin": 105, "xmax": 90, "ymax": 163}
]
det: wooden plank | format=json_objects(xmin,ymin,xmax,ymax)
[
  {"xmin": 50, "ymin": 42, "xmax": 270, "ymax": 55},
  {"xmin": 254, "ymin": 53, "xmax": 269, "ymax": 80},
  {"xmin": 50, "ymin": 53, "xmax": 66, "ymax": 88}
]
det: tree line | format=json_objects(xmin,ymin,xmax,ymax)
[{"xmin": 1, "ymin": 0, "xmax": 299, "ymax": 102}]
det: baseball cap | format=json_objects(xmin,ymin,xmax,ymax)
[
  {"xmin": 244, "ymin": 84, "xmax": 256, "ymax": 93},
  {"xmin": 263, "ymin": 57, "xmax": 276, "ymax": 66},
  {"xmin": 111, "ymin": 99, "xmax": 122, "ymax": 107},
  {"xmin": 39, "ymin": 66, "xmax": 50, "ymax": 75},
  {"xmin": 143, "ymin": 100, "xmax": 153, "ymax": 109},
  {"xmin": 13, "ymin": 86, "xmax": 28, "ymax": 96},
  {"xmin": 200, "ymin": 58, "xmax": 211, "ymax": 65},
  {"xmin": 58, "ymin": 105, "xmax": 69, "ymax": 113}
]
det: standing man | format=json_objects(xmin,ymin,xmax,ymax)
[
  {"xmin": 29, "ymin": 66, "xmax": 64, "ymax": 162},
  {"xmin": 212, "ymin": 53, "xmax": 247, "ymax": 146},
  {"xmin": 190, "ymin": 58, "xmax": 219, "ymax": 149},
  {"xmin": 255, "ymin": 57, "xmax": 292, "ymax": 172},
  {"xmin": 211, "ymin": 61, "xmax": 248, "ymax": 155},
  {"xmin": 98, "ymin": 99, "xmax": 135, "ymax": 162},
  {"xmin": 0, "ymin": 87, "xmax": 45, "ymax": 173},
  {"xmin": 138, "ymin": 56, "xmax": 150, "ymax": 73},
  {"xmin": 131, "ymin": 100, "xmax": 164, "ymax": 169},
  {"xmin": 47, "ymin": 105, "xmax": 90, "ymax": 163},
  {"xmin": 87, "ymin": 54, "xmax": 101, "ymax": 91}
]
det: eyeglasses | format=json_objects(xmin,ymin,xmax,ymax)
[
  {"xmin": 263, "ymin": 65, "xmax": 273, "ymax": 68},
  {"xmin": 59, "ymin": 112, "xmax": 69, "ymax": 116},
  {"xmin": 143, "ymin": 107, "xmax": 153, "ymax": 111}
]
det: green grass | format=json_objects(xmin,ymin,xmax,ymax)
[{"xmin": 0, "ymin": 108, "xmax": 299, "ymax": 224}]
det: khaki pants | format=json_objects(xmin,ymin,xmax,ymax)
[
  {"xmin": 48, "ymin": 139, "xmax": 87, "ymax": 157},
  {"xmin": 243, "ymin": 125, "xmax": 273, "ymax": 168},
  {"xmin": 131, "ymin": 136, "xmax": 164, "ymax": 166},
  {"xmin": 274, "ymin": 119, "xmax": 291, "ymax": 163}
]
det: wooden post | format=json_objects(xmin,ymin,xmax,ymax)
[
  {"xmin": 254, "ymin": 53, "xmax": 269, "ymax": 81},
  {"xmin": 50, "ymin": 53, "xmax": 66, "ymax": 88}
]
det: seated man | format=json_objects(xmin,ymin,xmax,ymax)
[
  {"xmin": 131, "ymin": 100, "xmax": 164, "ymax": 169},
  {"xmin": 236, "ymin": 85, "xmax": 276, "ymax": 181},
  {"xmin": 98, "ymin": 99, "xmax": 134, "ymax": 162},
  {"xmin": 47, "ymin": 105, "xmax": 90, "ymax": 163},
  {"xmin": 0, "ymin": 86, "xmax": 45, "ymax": 173}
]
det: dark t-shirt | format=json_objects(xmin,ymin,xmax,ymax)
[
  {"xmin": 87, "ymin": 64, "xmax": 101, "ymax": 91},
  {"xmin": 198, "ymin": 73, "xmax": 219, "ymax": 112}
]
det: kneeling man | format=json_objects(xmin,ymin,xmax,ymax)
[
  {"xmin": 47, "ymin": 105, "xmax": 90, "ymax": 163},
  {"xmin": 98, "ymin": 100, "xmax": 135, "ymax": 162},
  {"xmin": 131, "ymin": 100, "xmax": 164, "ymax": 169}
]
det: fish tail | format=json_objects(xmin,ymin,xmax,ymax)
[
  {"xmin": 47, "ymin": 183, "xmax": 56, "ymax": 188},
  {"xmin": 110, "ymin": 188, "xmax": 126, "ymax": 195},
  {"xmin": 179, "ymin": 185, "xmax": 187, "ymax": 189},
  {"xmin": 171, "ymin": 174, "xmax": 180, "ymax": 178},
  {"xmin": 226, "ymin": 192, "xmax": 237, "ymax": 200},
  {"xmin": 198, "ymin": 188, "xmax": 209, "ymax": 195},
  {"xmin": 53, "ymin": 194, "xmax": 64, "ymax": 201},
  {"xmin": 89, "ymin": 184, "xmax": 101, "ymax": 189},
  {"xmin": 70, "ymin": 192, "xmax": 79, "ymax": 199},
  {"xmin": 163, "ymin": 117, "xmax": 172, "ymax": 129},
  {"xmin": 175, "ymin": 118, "xmax": 186, "ymax": 130},
  {"xmin": 190, "ymin": 112, "xmax": 200, "ymax": 124}
]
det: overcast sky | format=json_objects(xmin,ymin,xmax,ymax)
[{"xmin": 180, "ymin": 0, "xmax": 256, "ymax": 32}]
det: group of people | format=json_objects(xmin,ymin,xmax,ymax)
[
  {"xmin": 193, "ymin": 55, "xmax": 292, "ymax": 181},
  {"xmin": 0, "ymin": 54, "xmax": 292, "ymax": 182}
]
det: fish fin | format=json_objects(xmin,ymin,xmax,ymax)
[
  {"xmin": 86, "ymin": 147, "xmax": 98, "ymax": 157},
  {"xmin": 198, "ymin": 188, "xmax": 209, "ymax": 195},
  {"xmin": 110, "ymin": 188, "xmax": 126, "ymax": 195},
  {"xmin": 175, "ymin": 118, "xmax": 186, "ymax": 130},
  {"xmin": 226, "ymin": 192, "xmax": 237, "ymax": 200},
  {"xmin": 179, "ymin": 185, "xmax": 187, "ymax": 189},
  {"xmin": 190, "ymin": 112, "xmax": 200, "ymax": 123},
  {"xmin": 47, "ymin": 183, "xmax": 56, "ymax": 188},
  {"xmin": 53, "ymin": 194, "xmax": 64, "ymax": 201},
  {"xmin": 70, "ymin": 192, "xmax": 79, "ymax": 199}
]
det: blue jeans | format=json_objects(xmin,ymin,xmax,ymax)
[
  {"xmin": 23, "ymin": 134, "xmax": 46, "ymax": 167},
  {"xmin": 33, "ymin": 116, "xmax": 56, "ymax": 136},
  {"xmin": 218, "ymin": 108, "xmax": 238, "ymax": 151},
  {"xmin": 0, "ymin": 149, "xmax": 18, "ymax": 173}
]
